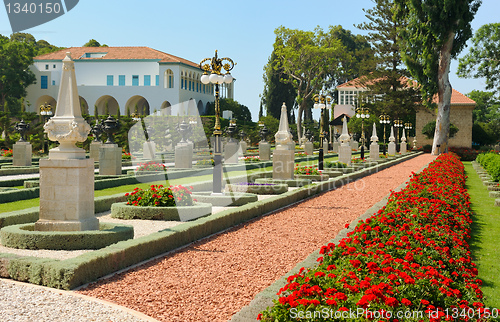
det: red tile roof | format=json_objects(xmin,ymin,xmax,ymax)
[
  {"xmin": 337, "ymin": 76, "xmax": 475, "ymax": 106},
  {"xmin": 34, "ymin": 47, "xmax": 199, "ymax": 67}
]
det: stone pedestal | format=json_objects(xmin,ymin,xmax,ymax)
[
  {"xmin": 332, "ymin": 142, "xmax": 340, "ymax": 153},
  {"xmin": 273, "ymin": 148, "xmax": 295, "ymax": 180},
  {"xmin": 143, "ymin": 141, "xmax": 156, "ymax": 160},
  {"xmin": 400, "ymin": 142, "xmax": 407, "ymax": 154},
  {"xmin": 224, "ymin": 141, "xmax": 239, "ymax": 164},
  {"xmin": 338, "ymin": 145, "xmax": 352, "ymax": 166},
  {"xmin": 36, "ymin": 158, "xmax": 98, "ymax": 231},
  {"xmin": 239, "ymin": 140, "xmax": 247, "ymax": 154},
  {"xmin": 13, "ymin": 141, "xmax": 32, "ymax": 167},
  {"xmin": 350, "ymin": 140, "xmax": 359, "ymax": 151},
  {"xmin": 370, "ymin": 143, "xmax": 379, "ymax": 160},
  {"xmin": 388, "ymin": 142, "xmax": 396, "ymax": 156},
  {"xmin": 259, "ymin": 141, "xmax": 271, "ymax": 161},
  {"xmin": 175, "ymin": 142, "xmax": 193, "ymax": 168},
  {"xmin": 89, "ymin": 141, "xmax": 103, "ymax": 162},
  {"xmin": 304, "ymin": 141, "xmax": 314, "ymax": 156},
  {"xmin": 99, "ymin": 144, "xmax": 122, "ymax": 175}
]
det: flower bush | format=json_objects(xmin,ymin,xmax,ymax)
[
  {"xmin": 296, "ymin": 152, "xmax": 308, "ymax": 157},
  {"xmin": 244, "ymin": 156, "xmax": 261, "ymax": 163},
  {"xmin": 449, "ymin": 147, "xmax": 481, "ymax": 161},
  {"xmin": 136, "ymin": 161, "xmax": 166, "ymax": 172},
  {"xmin": 1, "ymin": 149, "xmax": 13, "ymax": 157},
  {"xmin": 351, "ymin": 157, "xmax": 366, "ymax": 164},
  {"xmin": 379, "ymin": 154, "xmax": 388, "ymax": 159},
  {"xmin": 195, "ymin": 159, "xmax": 214, "ymax": 166},
  {"xmin": 125, "ymin": 184, "xmax": 194, "ymax": 207},
  {"xmin": 122, "ymin": 152, "xmax": 132, "ymax": 160},
  {"xmin": 294, "ymin": 164, "xmax": 322, "ymax": 176},
  {"xmin": 325, "ymin": 161, "xmax": 347, "ymax": 169},
  {"xmin": 259, "ymin": 153, "xmax": 488, "ymax": 321}
]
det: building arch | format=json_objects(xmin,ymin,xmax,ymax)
[
  {"xmin": 164, "ymin": 69, "xmax": 174, "ymax": 89},
  {"xmin": 35, "ymin": 95, "xmax": 57, "ymax": 114},
  {"xmin": 160, "ymin": 101, "xmax": 172, "ymax": 116},
  {"xmin": 197, "ymin": 100, "xmax": 204, "ymax": 115},
  {"xmin": 79, "ymin": 96, "xmax": 89, "ymax": 115},
  {"xmin": 95, "ymin": 95, "xmax": 119, "ymax": 116},
  {"xmin": 126, "ymin": 95, "xmax": 150, "ymax": 115}
]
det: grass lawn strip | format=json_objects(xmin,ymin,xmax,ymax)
[{"xmin": 464, "ymin": 161, "xmax": 500, "ymax": 309}]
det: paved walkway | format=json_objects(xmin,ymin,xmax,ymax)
[{"xmin": 0, "ymin": 154, "xmax": 436, "ymax": 322}]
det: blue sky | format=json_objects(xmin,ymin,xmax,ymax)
[{"xmin": 1, "ymin": 0, "xmax": 498, "ymax": 121}]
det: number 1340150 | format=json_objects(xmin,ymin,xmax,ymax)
[{"xmin": 5, "ymin": 2, "xmax": 62, "ymax": 14}]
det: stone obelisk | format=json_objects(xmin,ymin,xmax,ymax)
[
  {"xmin": 338, "ymin": 116, "xmax": 352, "ymax": 166},
  {"xmin": 388, "ymin": 126, "xmax": 396, "ymax": 156},
  {"xmin": 36, "ymin": 53, "xmax": 98, "ymax": 231},
  {"xmin": 369, "ymin": 123, "xmax": 379, "ymax": 160},
  {"xmin": 272, "ymin": 103, "xmax": 295, "ymax": 180},
  {"xmin": 400, "ymin": 128, "xmax": 407, "ymax": 154}
]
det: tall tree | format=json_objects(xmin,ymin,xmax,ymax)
[
  {"xmin": 83, "ymin": 39, "xmax": 101, "ymax": 47},
  {"xmin": 262, "ymin": 45, "xmax": 297, "ymax": 121},
  {"xmin": 0, "ymin": 36, "xmax": 36, "ymax": 112},
  {"xmin": 394, "ymin": 0, "xmax": 481, "ymax": 155},
  {"xmin": 467, "ymin": 90, "xmax": 500, "ymax": 123},
  {"xmin": 356, "ymin": 0, "xmax": 420, "ymax": 121},
  {"xmin": 457, "ymin": 23, "xmax": 500, "ymax": 92},
  {"xmin": 271, "ymin": 26, "xmax": 350, "ymax": 141}
]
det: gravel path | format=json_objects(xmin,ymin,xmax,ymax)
[{"xmin": 75, "ymin": 154, "xmax": 436, "ymax": 322}]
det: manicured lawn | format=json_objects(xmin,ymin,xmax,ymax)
[{"xmin": 464, "ymin": 161, "xmax": 500, "ymax": 309}]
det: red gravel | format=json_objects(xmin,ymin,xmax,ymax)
[{"xmin": 77, "ymin": 154, "xmax": 436, "ymax": 321}]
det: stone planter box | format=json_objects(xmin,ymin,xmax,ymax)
[
  {"xmin": 254, "ymin": 178, "xmax": 311, "ymax": 187},
  {"xmin": 295, "ymin": 174, "xmax": 329, "ymax": 181},
  {"xmin": 489, "ymin": 191, "xmax": 500, "ymax": 199},
  {"xmin": 225, "ymin": 183, "xmax": 288, "ymax": 194},
  {"xmin": 191, "ymin": 192, "xmax": 258, "ymax": 206},
  {"xmin": 111, "ymin": 201, "xmax": 212, "ymax": 221},
  {"xmin": 487, "ymin": 185, "xmax": 500, "ymax": 191}
]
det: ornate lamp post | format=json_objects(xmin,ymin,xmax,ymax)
[
  {"xmin": 405, "ymin": 122, "xmax": 413, "ymax": 151},
  {"xmin": 131, "ymin": 112, "xmax": 141, "ymax": 122},
  {"xmin": 394, "ymin": 119, "xmax": 403, "ymax": 152},
  {"xmin": 200, "ymin": 50, "xmax": 235, "ymax": 194},
  {"xmin": 313, "ymin": 93, "xmax": 332, "ymax": 170},
  {"xmin": 356, "ymin": 106, "xmax": 370, "ymax": 159},
  {"xmin": 40, "ymin": 102, "xmax": 53, "ymax": 154},
  {"xmin": 379, "ymin": 114, "xmax": 390, "ymax": 155}
]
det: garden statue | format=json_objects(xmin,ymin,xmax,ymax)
[
  {"xmin": 14, "ymin": 120, "xmax": 29, "ymax": 142},
  {"xmin": 103, "ymin": 115, "xmax": 120, "ymax": 145},
  {"xmin": 13, "ymin": 120, "xmax": 32, "ymax": 166}
]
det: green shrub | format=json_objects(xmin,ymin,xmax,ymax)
[{"xmin": 476, "ymin": 152, "xmax": 500, "ymax": 182}]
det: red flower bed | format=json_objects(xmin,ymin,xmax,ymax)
[{"xmin": 259, "ymin": 153, "xmax": 491, "ymax": 321}]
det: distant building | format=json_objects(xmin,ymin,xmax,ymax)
[
  {"xmin": 25, "ymin": 47, "xmax": 235, "ymax": 116},
  {"xmin": 336, "ymin": 76, "xmax": 476, "ymax": 148}
]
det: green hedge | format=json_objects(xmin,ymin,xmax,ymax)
[
  {"xmin": 476, "ymin": 152, "xmax": 500, "ymax": 182},
  {"xmin": 191, "ymin": 192, "xmax": 258, "ymax": 206},
  {"xmin": 1, "ymin": 223, "xmax": 134, "ymax": 250},
  {"xmin": 225, "ymin": 183, "xmax": 289, "ymax": 194}
]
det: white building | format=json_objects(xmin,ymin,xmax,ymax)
[{"xmin": 25, "ymin": 47, "xmax": 234, "ymax": 116}]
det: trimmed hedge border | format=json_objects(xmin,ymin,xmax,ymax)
[
  {"xmin": 0, "ymin": 223, "xmax": 134, "ymax": 250},
  {"xmin": 0, "ymin": 152, "xmax": 418, "ymax": 290},
  {"xmin": 254, "ymin": 178, "xmax": 312, "ymax": 187},
  {"xmin": 111, "ymin": 202, "xmax": 212, "ymax": 221}
]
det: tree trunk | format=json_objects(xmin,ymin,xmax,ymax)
[
  {"xmin": 296, "ymin": 103, "xmax": 304, "ymax": 144},
  {"xmin": 432, "ymin": 31, "xmax": 455, "ymax": 155}
]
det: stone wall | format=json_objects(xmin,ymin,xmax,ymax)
[{"xmin": 415, "ymin": 104, "xmax": 474, "ymax": 148}]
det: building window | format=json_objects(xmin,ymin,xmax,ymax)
[
  {"xmin": 119, "ymin": 75, "xmax": 125, "ymax": 86},
  {"xmin": 45, "ymin": 64, "xmax": 49, "ymax": 70},
  {"xmin": 144, "ymin": 75, "xmax": 151, "ymax": 86},
  {"xmin": 107, "ymin": 75, "xmax": 114, "ymax": 86},
  {"xmin": 52, "ymin": 80, "xmax": 55, "ymax": 86},
  {"xmin": 132, "ymin": 75, "xmax": 139, "ymax": 86},
  {"xmin": 156, "ymin": 75, "xmax": 159, "ymax": 86},
  {"xmin": 164, "ymin": 69, "xmax": 174, "ymax": 88},
  {"xmin": 53, "ymin": 64, "xmax": 56, "ymax": 69},
  {"xmin": 41, "ymin": 76, "xmax": 48, "ymax": 89}
]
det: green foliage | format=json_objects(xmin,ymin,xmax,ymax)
[
  {"xmin": 457, "ymin": 23, "xmax": 500, "ymax": 92},
  {"xmin": 472, "ymin": 122, "xmax": 496, "ymax": 146},
  {"xmin": 394, "ymin": 0, "xmax": 481, "ymax": 107},
  {"xmin": 0, "ymin": 36, "xmax": 37, "ymax": 110},
  {"xmin": 205, "ymin": 98, "xmax": 252, "ymax": 123},
  {"xmin": 476, "ymin": 152, "xmax": 500, "ymax": 182},
  {"xmin": 422, "ymin": 120, "xmax": 459, "ymax": 139},
  {"xmin": 467, "ymin": 90, "xmax": 500, "ymax": 123},
  {"xmin": 83, "ymin": 39, "xmax": 102, "ymax": 47}
]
